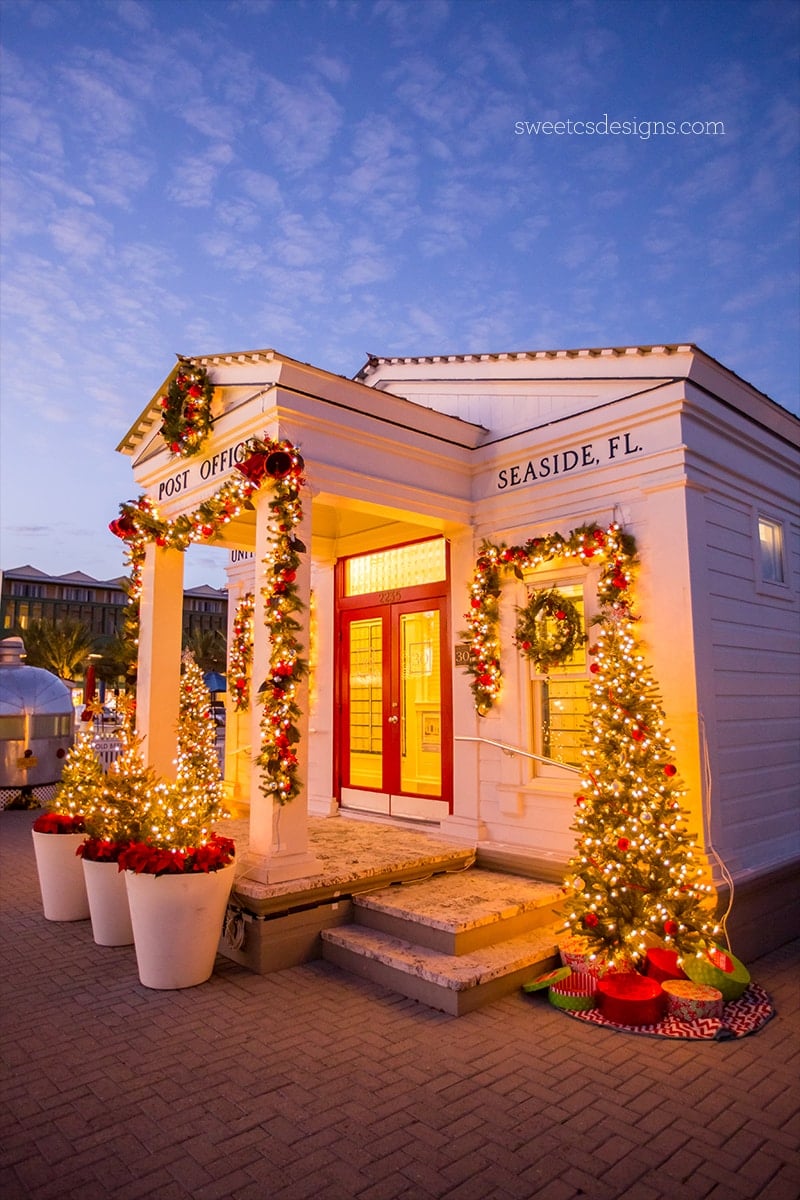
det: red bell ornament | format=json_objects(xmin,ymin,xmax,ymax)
[{"xmin": 264, "ymin": 450, "xmax": 294, "ymax": 477}]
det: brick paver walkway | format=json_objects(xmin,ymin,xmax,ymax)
[{"xmin": 1, "ymin": 810, "xmax": 798, "ymax": 1200}]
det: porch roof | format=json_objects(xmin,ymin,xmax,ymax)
[{"xmin": 116, "ymin": 346, "xmax": 488, "ymax": 458}]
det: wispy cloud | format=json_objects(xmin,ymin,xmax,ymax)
[{"xmin": 259, "ymin": 77, "xmax": 342, "ymax": 172}]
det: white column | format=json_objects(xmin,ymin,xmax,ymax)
[
  {"xmin": 240, "ymin": 485, "xmax": 322, "ymax": 883},
  {"xmin": 136, "ymin": 544, "xmax": 184, "ymax": 777},
  {"xmin": 439, "ymin": 528, "xmax": 489, "ymax": 843}
]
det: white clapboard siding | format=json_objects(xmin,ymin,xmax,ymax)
[{"xmin": 697, "ymin": 487, "xmax": 800, "ymax": 874}]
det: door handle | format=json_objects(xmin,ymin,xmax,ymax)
[{"xmin": 388, "ymin": 715, "xmax": 399, "ymax": 724}]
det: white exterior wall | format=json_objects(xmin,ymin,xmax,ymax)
[
  {"xmin": 441, "ymin": 388, "xmax": 705, "ymax": 871},
  {"xmin": 680, "ymin": 393, "xmax": 800, "ymax": 879}
]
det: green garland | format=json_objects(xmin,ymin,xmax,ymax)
[
  {"xmin": 229, "ymin": 593, "xmax": 255, "ymax": 711},
  {"xmin": 159, "ymin": 359, "xmax": 215, "ymax": 458},
  {"xmin": 514, "ymin": 588, "xmax": 587, "ymax": 673},
  {"xmin": 109, "ymin": 436, "xmax": 307, "ymax": 805},
  {"xmin": 462, "ymin": 522, "xmax": 637, "ymax": 713},
  {"xmin": 247, "ymin": 439, "xmax": 308, "ymax": 805}
]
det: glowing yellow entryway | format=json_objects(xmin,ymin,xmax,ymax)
[{"xmin": 336, "ymin": 540, "xmax": 451, "ymax": 820}]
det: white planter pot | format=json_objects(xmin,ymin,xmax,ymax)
[
  {"xmin": 82, "ymin": 858, "xmax": 134, "ymax": 946},
  {"xmin": 125, "ymin": 864, "xmax": 234, "ymax": 989},
  {"xmin": 31, "ymin": 831, "xmax": 90, "ymax": 922}
]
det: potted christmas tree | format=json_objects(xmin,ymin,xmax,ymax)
[
  {"xmin": 31, "ymin": 724, "xmax": 101, "ymax": 921},
  {"xmin": 77, "ymin": 706, "xmax": 154, "ymax": 946},
  {"xmin": 120, "ymin": 652, "xmax": 234, "ymax": 989}
]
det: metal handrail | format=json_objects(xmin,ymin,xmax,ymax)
[{"xmin": 454, "ymin": 735, "xmax": 583, "ymax": 775}]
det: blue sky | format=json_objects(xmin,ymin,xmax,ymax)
[{"xmin": 1, "ymin": 0, "xmax": 798, "ymax": 590}]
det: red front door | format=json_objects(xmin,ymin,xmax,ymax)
[{"xmin": 338, "ymin": 595, "xmax": 452, "ymax": 819}]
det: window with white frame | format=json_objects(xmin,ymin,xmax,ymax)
[
  {"xmin": 758, "ymin": 517, "xmax": 785, "ymax": 585},
  {"xmin": 528, "ymin": 579, "xmax": 590, "ymax": 773}
]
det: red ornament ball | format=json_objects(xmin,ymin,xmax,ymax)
[
  {"xmin": 663, "ymin": 764, "xmax": 677, "ymax": 777},
  {"xmin": 663, "ymin": 919, "xmax": 678, "ymax": 936},
  {"xmin": 584, "ymin": 912, "xmax": 599, "ymax": 928},
  {"xmin": 617, "ymin": 837, "xmax": 630, "ymax": 851}
]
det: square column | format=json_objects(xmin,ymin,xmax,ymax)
[
  {"xmin": 136, "ymin": 544, "xmax": 184, "ymax": 777},
  {"xmin": 440, "ymin": 529, "xmax": 489, "ymax": 843},
  {"xmin": 240, "ymin": 484, "xmax": 322, "ymax": 884}
]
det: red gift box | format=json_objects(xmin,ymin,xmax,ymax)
[
  {"xmin": 597, "ymin": 973, "xmax": 666, "ymax": 1026},
  {"xmin": 645, "ymin": 947, "xmax": 688, "ymax": 984}
]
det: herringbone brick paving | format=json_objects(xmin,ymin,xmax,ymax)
[{"xmin": 1, "ymin": 810, "xmax": 798, "ymax": 1200}]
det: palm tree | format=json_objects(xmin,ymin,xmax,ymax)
[
  {"xmin": 182, "ymin": 627, "xmax": 227, "ymax": 675},
  {"xmin": 96, "ymin": 630, "xmax": 138, "ymax": 687},
  {"xmin": 20, "ymin": 618, "xmax": 95, "ymax": 681}
]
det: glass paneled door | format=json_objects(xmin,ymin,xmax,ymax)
[{"xmin": 340, "ymin": 597, "xmax": 452, "ymax": 820}]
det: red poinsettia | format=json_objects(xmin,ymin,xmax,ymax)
[
  {"xmin": 33, "ymin": 813, "xmax": 86, "ymax": 835},
  {"xmin": 77, "ymin": 837, "xmax": 129, "ymax": 863},
  {"xmin": 118, "ymin": 834, "xmax": 235, "ymax": 876}
]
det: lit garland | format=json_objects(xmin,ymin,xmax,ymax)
[
  {"xmin": 109, "ymin": 436, "xmax": 307, "ymax": 806},
  {"xmin": 245, "ymin": 439, "xmax": 308, "ymax": 805},
  {"xmin": 229, "ymin": 592, "xmax": 255, "ymax": 711},
  {"xmin": 462, "ymin": 523, "xmax": 635, "ymax": 713},
  {"xmin": 158, "ymin": 358, "xmax": 215, "ymax": 458},
  {"xmin": 108, "ymin": 468, "xmax": 262, "ymax": 651}
]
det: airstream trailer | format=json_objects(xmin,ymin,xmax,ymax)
[{"xmin": 0, "ymin": 637, "xmax": 74, "ymax": 808}]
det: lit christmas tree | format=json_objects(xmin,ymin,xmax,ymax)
[
  {"xmin": 176, "ymin": 651, "xmax": 223, "ymax": 803},
  {"xmin": 563, "ymin": 604, "xmax": 719, "ymax": 967},
  {"xmin": 87, "ymin": 702, "xmax": 156, "ymax": 847},
  {"xmin": 140, "ymin": 651, "xmax": 227, "ymax": 850},
  {"xmin": 51, "ymin": 725, "xmax": 105, "ymax": 821}
]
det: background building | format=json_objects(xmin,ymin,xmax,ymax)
[{"xmin": 0, "ymin": 566, "xmax": 227, "ymax": 649}]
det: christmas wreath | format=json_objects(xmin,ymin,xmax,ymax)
[
  {"xmin": 159, "ymin": 359, "xmax": 215, "ymax": 458},
  {"xmin": 514, "ymin": 588, "xmax": 587, "ymax": 673}
]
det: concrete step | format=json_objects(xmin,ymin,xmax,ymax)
[
  {"xmin": 321, "ymin": 922, "xmax": 560, "ymax": 1016},
  {"xmin": 353, "ymin": 867, "xmax": 563, "ymax": 954}
]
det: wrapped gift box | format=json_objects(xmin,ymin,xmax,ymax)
[
  {"xmin": 549, "ymin": 970, "xmax": 598, "ymax": 1012},
  {"xmin": 683, "ymin": 945, "xmax": 750, "ymax": 1002},
  {"xmin": 559, "ymin": 934, "xmax": 605, "ymax": 979},
  {"xmin": 645, "ymin": 947, "xmax": 688, "ymax": 984},
  {"xmin": 522, "ymin": 966, "xmax": 571, "ymax": 994},
  {"xmin": 597, "ymin": 973, "xmax": 666, "ymax": 1026},
  {"xmin": 662, "ymin": 978, "xmax": 724, "ymax": 1021}
]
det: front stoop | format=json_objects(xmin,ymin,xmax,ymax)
[{"xmin": 321, "ymin": 868, "xmax": 562, "ymax": 1015}]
